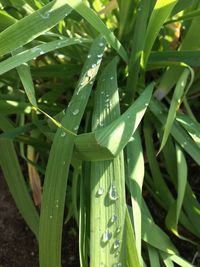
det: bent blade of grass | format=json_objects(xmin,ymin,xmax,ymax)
[
  {"xmin": 75, "ymin": 83, "xmax": 154, "ymax": 160},
  {"xmin": 126, "ymin": 130, "xmax": 144, "ymax": 262},
  {"xmin": 158, "ymin": 68, "xmax": 191, "ymax": 153},
  {"xmin": 142, "ymin": 0, "xmax": 178, "ymax": 68},
  {"xmin": 39, "ymin": 36, "xmax": 106, "ymax": 267},
  {"xmin": 90, "ymin": 58, "xmax": 126, "ymax": 267},
  {"xmin": 0, "ymin": 38, "xmax": 88, "ymax": 76},
  {"xmin": 67, "ymin": 2, "xmax": 128, "ymax": 62},
  {"xmin": 0, "ymin": 0, "xmax": 78, "ymax": 57}
]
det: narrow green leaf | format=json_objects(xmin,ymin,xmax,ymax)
[
  {"xmin": 126, "ymin": 209, "xmax": 141, "ymax": 267},
  {"xmin": 143, "ymin": 0, "xmax": 178, "ymax": 67},
  {"xmin": 127, "ymin": 130, "xmax": 144, "ymax": 262},
  {"xmin": 0, "ymin": 38, "xmax": 88, "ymax": 76},
  {"xmin": 68, "ymin": 2, "xmax": 128, "ymax": 62},
  {"xmin": 90, "ymin": 58, "xmax": 126, "ymax": 267},
  {"xmin": 158, "ymin": 68, "xmax": 190, "ymax": 153},
  {"xmin": 39, "ymin": 36, "xmax": 106, "ymax": 267}
]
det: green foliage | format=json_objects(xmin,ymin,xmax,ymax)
[{"xmin": 0, "ymin": 0, "xmax": 200, "ymax": 266}]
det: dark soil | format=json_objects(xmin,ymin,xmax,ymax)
[{"xmin": 0, "ymin": 175, "xmax": 80, "ymax": 267}]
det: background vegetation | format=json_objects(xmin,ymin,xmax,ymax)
[{"xmin": 0, "ymin": 0, "xmax": 200, "ymax": 266}]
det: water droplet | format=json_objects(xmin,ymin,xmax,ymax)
[
  {"xmin": 181, "ymin": 81, "xmax": 185, "ymax": 87},
  {"xmin": 110, "ymin": 215, "xmax": 118, "ymax": 223},
  {"xmin": 97, "ymin": 187, "xmax": 104, "ymax": 196},
  {"xmin": 102, "ymin": 229, "xmax": 112, "ymax": 243},
  {"xmin": 101, "ymin": 91, "xmax": 104, "ymax": 94},
  {"xmin": 74, "ymin": 125, "xmax": 79, "ymax": 131},
  {"xmin": 87, "ymin": 54, "xmax": 91, "ymax": 58},
  {"xmin": 110, "ymin": 77, "xmax": 114, "ymax": 80},
  {"xmin": 97, "ymin": 54, "xmax": 103, "ymax": 58},
  {"xmin": 109, "ymin": 185, "xmax": 119, "ymax": 201},
  {"xmin": 56, "ymin": 204, "xmax": 59, "ymax": 208},
  {"xmin": 40, "ymin": 11, "xmax": 50, "ymax": 19},
  {"xmin": 63, "ymin": 161, "xmax": 66, "ymax": 165},
  {"xmin": 106, "ymin": 94, "xmax": 109, "ymax": 98},
  {"xmin": 92, "ymin": 64, "xmax": 96, "ymax": 68},
  {"xmin": 116, "ymin": 226, "xmax": 121, "ymax": 234},
  {"xmin": 32, "ymin": 47, "xmax": 44, "ymax": 55},
  {"xmin": 61, "ymin": 131, "xmax": 66, "ymax": 137},
  {"xmin": 145, "ymin": 103, "xmax": 148, "ymax": 107},
  {"xmin": 99, "ymin": 121, "xmax": 104, "ymax": 127},
  {"xmin": 127, "ymin": 115, "xmax": 130, "ymax": 119},
  {"xmin": 72, "ymin": 109, "xmax": 79, "ymax": 115},
  {"xmin": 99, "ymin": 42, "xmax": 104, "ymax": 47},
  {"xmin": 89, "ymin": 81, "xmax": 93, "ymax": 85},
  {"xmin": 50, "ymin": 215, "xmax": 53, "ymax": 219},
  {"xmin": 113, "ymin": 240, "xmax": 120, "ymax": 250},
  {"xmin": 105, "ymin": 98, "xmax": 110, "ymax": 103}
]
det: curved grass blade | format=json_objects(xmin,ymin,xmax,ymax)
[
  {"xmin": 39, "ymin": 36, "xmax": 106, "ymax": 267},
  {"xmin": 75, "ymin": 83, "xmax": 154, "ymax": 160},
  {"xmin": 158, "ymin": 68, "xmax": 191, "ymax": 153},
  {"xmin": 90, "ymin": 58, "xmax": 126, "ymax": 267}
]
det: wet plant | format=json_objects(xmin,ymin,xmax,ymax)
[{"xmin": 0, "ymin": 0, "xmax": 200, "ymax": 266}]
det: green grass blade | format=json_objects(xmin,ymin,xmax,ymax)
[
  {"xmin": 0, "ymin": 116, "xmax": 39, "ymax": 238},
  {"xmin": 39, "ymin": 36, "xmax": 106, "ymax": 267},
  {"xmin": 69, "ymin": 2, "xmax": 128, "ymax": 62},
  {"xmin": 126, "ymin": 0, "xmax": 150, "ymax": 100},
  {"xmin": 0, "ymin": 0, "xmax": 76, "ymax": 56},
  {"xmin": 90, "ymin": 58, "xmax": 126, "ymax": 267},
  {"xmin": 165, "ymin": 145, "xmax": 187, "ymax": 235},
  {"xmin": 75, "ymin": 83, "xmax": 154, "ymax": 160},
  {"xmin": 149, "ymin": 50, "xmax": 200, "ymax": 67},
  {"xmin": 143, "ymin": 0, "xmax": 178, "ymax": 67},
  {"xmin": 126, "ymin": 130, "xmax": 144, "ymax": 262},
  {"xmin": 142, "ymin": 201, "xmax": 178, "ymax": 254},
  {"xmin": 126, "ymin": 209, "xmax": 141, "ymax": 267},
  {"xmin": 148, "ymin": 246, "xmax": 161, "ymax": 267},
  {"xmin": 149, "ymin": 98, "xmax": 200, "ymax": 166},
  {"xmin": 0, "ymin": 38, "xmax": 87, "ymax": 76},
  {"xmin": 158, "ymin": 68, "xmax": 190, "ymax": 153}
]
